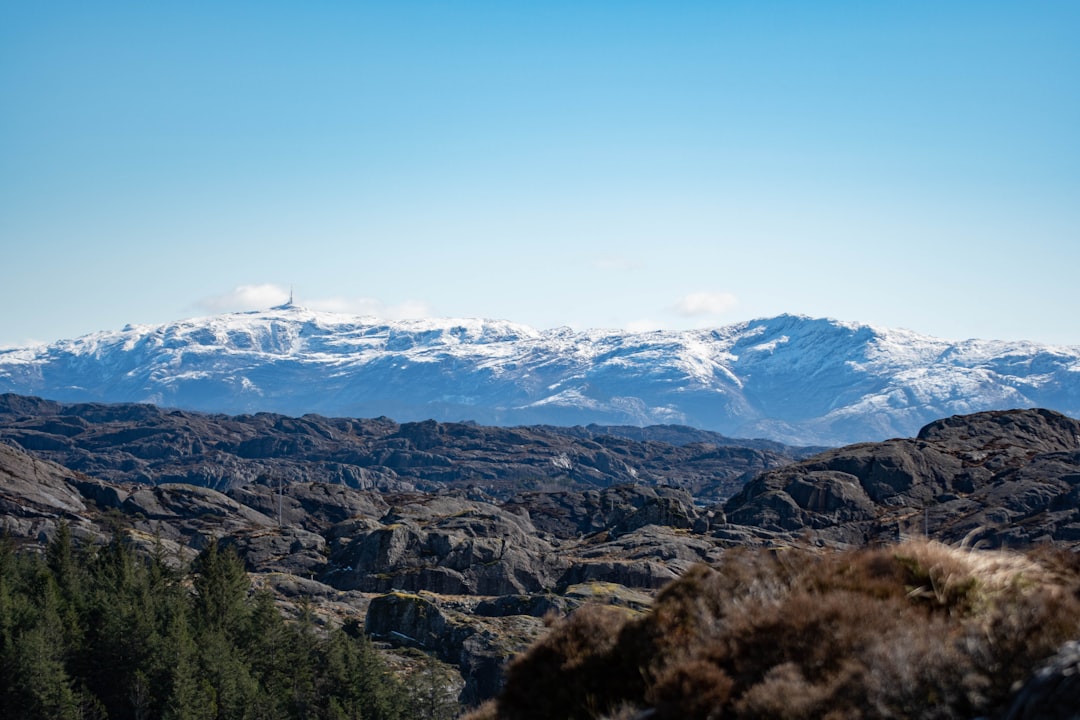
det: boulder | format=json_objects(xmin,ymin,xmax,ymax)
[
  {"xmin": 326, "ymin": 496, "xmax": 565, "ymax": 595},
  {"xmin": 1004, "ymin": 640, "xmax": 1080, "ymax": 719},
  {"xmin": 558, "ymin": 559, "xmax": 679, "ymax": 590},
  {"xmin": 223, "ymin": 526, "xmax": 328, "ymax": 576},
  {"xmin": 365, "ymin": 592, "xmax": 545, "ymax": 706}
]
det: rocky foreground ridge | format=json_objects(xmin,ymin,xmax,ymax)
[
  {"xmin": 473, "ymin": 539, "xmax": 1080, "ymax": 720},
  {"xmin": 3, "ymin": 398, "xmax": 1080, "ymax": 710}
]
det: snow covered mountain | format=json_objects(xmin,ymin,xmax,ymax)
[{"xmin": 1, "ymin": 305, "xmax": 1078, "ymax": 445}]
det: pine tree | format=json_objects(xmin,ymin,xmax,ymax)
[
  {"xmin": 10, "ymin": 624, "xmax": 81, "ymax": 720},
  {"xmin": 408, "ymin": 652, "xmax": 462, "ymax": 720},
  {"xmin": 82, "ymin": 532, "xmax": 159, "ymax": 718},
  {"xmin": 0, "ymin": 531, "xmax": 18, "ymax": 694},
  {"xmin": 3, "ymin": 552, "xmax": 81, "ymax": 720},
  {"xmin": 192, "ymin": 540, "xmax": 250, "ymax": 635},
  {"xmin": 320, "ymin": 627, "xmax": 411, "ymax": 720},
  {"xmin": 0, "ymin": 528, "xmax": 421, "ymax": 720},
  {"xmin": 162, "ymin": 604, "xmax": 216, "ymax": 720},
  {"xmin": 199, "ymin": 628, "xmax": 262, "ymax": 720},
  {"xmin": 45, "ymin": 522, "xmax": 89, "ymax": 679},
  {"xmin": 241, "ymin": 590, "xmax": 292, "ymax": 719}
]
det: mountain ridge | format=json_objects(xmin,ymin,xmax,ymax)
[
  {"xmin": 0, "ymin": 392, "xmax": 815, "ymax": 504},
  {"xmin": 1, "ymin": 307, "xmax": 1077, "ymax": 445}
]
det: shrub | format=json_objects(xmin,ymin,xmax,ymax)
[
  {"xmin": 488, "ymin": 540, "xmax": 1080, "ymax": 720},
  {"xmin": 496, "ymin": 604, "xmax": 635, "ymax": 720}
]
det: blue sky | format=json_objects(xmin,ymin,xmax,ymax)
[{"xmin": 2, "ymin": 1, "xmax": 1078, "ymax": 346}]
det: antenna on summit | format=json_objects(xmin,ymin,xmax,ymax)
[{"xmin": 273, "ymin": 285, "xmax": 296, "ymax": 311}]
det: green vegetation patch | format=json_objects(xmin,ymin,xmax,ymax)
[{"xmin": 0, "ymin": 524, "xmax": 435, "ymax": 720}]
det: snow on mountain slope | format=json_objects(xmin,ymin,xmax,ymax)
[{"xmin": 1, "ymin": 306, "xmax": 1077, "ymax": 445}]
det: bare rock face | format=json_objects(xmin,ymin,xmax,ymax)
[
  {"xmin": 326, "ymin": 496, "xmax": 566, "ymax": 595},
  {"xmin": 557, "ymin": 559, "xmax": 680, "ymax": 591},
  {"xmin": 365, "ymin": 592, "xmax": 474, "ymax": 655},
  {"xmin": 0, "ymin": 394, "xmax": 810, "ymax": 504},
  {"xmin": 0, "ymin": 441, "xmax": 105, "ymax": 545},
  {"xmin": 918, "ymin": 407, "xmax": 1080, "ymax": 455},
  {"xmin": 1006, "ymin": 640, "xmax": 1080, "ymax": 720},
  {"xmin": 222, "ymin": 526, "xmax": 328, "ymax": 576},
  {"xmin": 576, "ymin": 525, "xmax": 720, "ymax": 565},
  {"xmin": 227, "ymin": 480, "xmax": 390, "ymax": 533},
  {"xmin": 365, "ymin": 591, "xmax": 544, "ymax": 706},
  {"xmin": 503, "ymin": 484, "xmax": 700, "ymax": 538},
  {"xmin": 473, "ymin": 593, "xmax": 570, "ymax": 618},
  {"xmin": 0, "ymin": 441, "xmax": 88, "ymax": 517},
  {"xmin": 7, "ymin": 401, "xmax": 1080, "ymax": 709},
  {"xmin": 722, "ymin": 409, "xmax": 1080, "ymax": 548},
  {"xmin": 121, "ymin": 483, "xmax": 278, "ymax": 547}
]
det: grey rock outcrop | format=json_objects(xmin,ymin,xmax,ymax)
[
  {"xmin": 8, "ymin": 400, "xmax": 1080, "ymax": 709},
  {"xmin": 0, "ymin": 394, "xmax": 809, "ymax": 504},
  {"xmin": 227, "ymin": 481, "xmax": 390, "ymax": 533},
  {"xmin": 222, "ymin": 526, "xmax": 328, "ymax": 576},
  {"xmin": 1006, "ymin": 640, "xmax": 1080, "ymax": 720},
  {"xmin": 326, "ymin": 496, "xmax": 566, "ymax": 595},
  {"xmin": 722, "ymin": 409, "xmax": 1080, "ymax": 548},
  {"xmin": 0, "ymin": 441, "xmax": 110, "ymax": 546},
  {"xmin": 365, "ymin": 592, "xmax": 543, "ymax": 706}
]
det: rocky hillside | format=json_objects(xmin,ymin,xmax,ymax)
[
  {"xmin": 4, "ymin": 402, "xmax": 1080, "ymax": 709},
  {"xmin": 2, "ymin": 306, "xmax": 1078, "ymax": 445},
  {"xmin": 723, "ymin": 408, "xmax": 1080, "ymax": 549},
  {"xmin": 0, "ymin": 393, "xmax": 817, "ymax": 504},
  {"xmin": 0, "ymin": 436, "xmax": 725, "ymax": 705}
]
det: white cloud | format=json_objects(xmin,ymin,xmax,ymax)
[
  {"xmin": 197, "ymin": 285, "xmax": 433, "ymax": 320},
  {"xmin": 0, "ymin": 338, "xmax": 48, "ymax": 350},
  {"xmin": 593, "ymin": 256, "xmax": 639, "ymax": 272},
  {"xmin": 673, "ymin": 291, "xmax": 739, "ymax": 317},
  {"xmin": 626, "ymin": 318, "xmax": 664, "ymax": 333},
  {"xmin": 306, "ymin": 296, "xmax": 433, "ymax": 320},
  {"xmin": 198, "ymin": 284, "xmax": 291, "ymax": 312}
]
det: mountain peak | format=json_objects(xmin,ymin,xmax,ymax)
[{"xmin": 0, "ymin": 312, "xmax": 1076, "ymax": 446}]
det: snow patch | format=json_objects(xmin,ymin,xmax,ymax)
[
  {"xmin": 551, "ymin": 453, "xmax": 573, "ymax": 471},
  {"xmin": 1, "ymin": 310, "xmax": 1077, "ymax": 446}
]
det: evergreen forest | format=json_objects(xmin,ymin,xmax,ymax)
[{"xmin": 0, "ymin": 525, "xmax": 432, "ymax": 720}]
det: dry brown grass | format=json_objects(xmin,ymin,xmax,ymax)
[
  {"xmin": 487, "ymin": 540, "xmax": 1080, "ymax": 720},
  {"xmin": 496, "ymin": 604, "xmax": 637, "ymax": 720}
]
